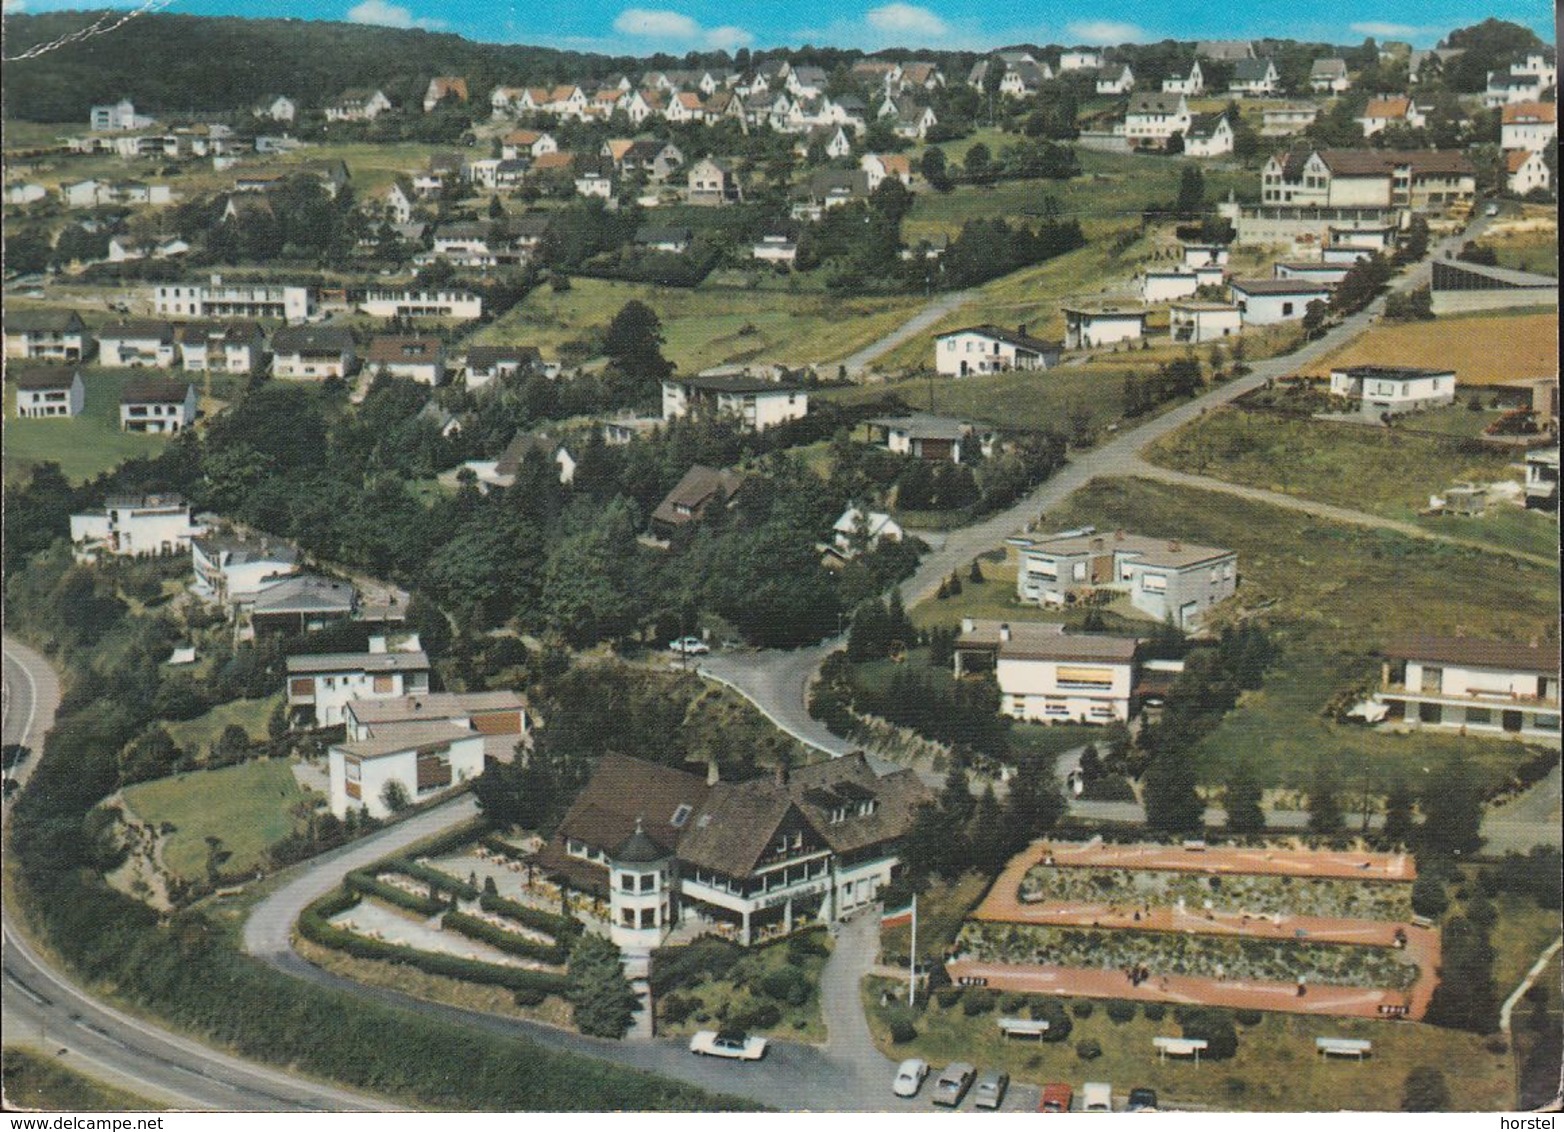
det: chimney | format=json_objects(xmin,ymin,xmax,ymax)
[
  {"xmin": 368, "ymin": 635, "xmax": 387, "ymax": 654},
  {"xmin": 1000, "ymin": 623, "xmax": 1012, "ymax": 642},
  {"xmin": 707, "ymin": 760, "xmax": 720, "ymax": 786},
  {"xmin": 961, "ymin": 617, "xmax": 975, "ymax": 634}
]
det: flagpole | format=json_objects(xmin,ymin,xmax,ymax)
[{"xmin": 907, "ymin": 892, "xmax": 918, "ymax": 1007}]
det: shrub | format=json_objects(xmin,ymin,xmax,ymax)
[
  {"xmin": 1143, "ymin": 1002, "xmax": 1167, "ymax": 1022},
  {"xmin": 1402, "ymin": 1066, "xmax": 1451, "ymax": 1112},
  {"xmin": 760, "ymin": 966, "xmax": 812, "ymax": 1007},
  {"xmin": 731, "ymin": 1001, "xmax": 782, "ymax": 1031},
  {"xmin": 650, "ymin": 936, "xmax": 744, "ymax": 995},
  {"xmin": 344, "ymin": 871, "xmax": 445, "ymax": 917},
  {"xmin": 1001, "ymin": 994, "xmax": 1027, "ymax": 1014},
  {"xmin": 660, "ymin": 993, "xmax": 701, "ymax": 1024},
  {"xmin": 443, "ymin": 910, "xmax": 570, "ymax": 964},
  {"xmin": 889, "ymin": 1015, "xmax": 920, "ymax": 1044},
  {"xmin": 1179, "ymin": 1008, "xmax": 1239, "ymax": 1060},
  {"xmin": 1029, "ymin": 998, "xmax": 1072, "ymax": 1042},
  {"xmin": 1106, "ymin": 1000, "xmax": 1136, "ymax": 1024},
  {"xmin": 963, "ymin": 988, "xmax": 998, "ymax": 1016},
  {"xmin": 1411, "ymin": 873, "xmax": 1449, "ymax": 919},
  {"xmin": 387, "ymin": 858, "xmax": 480, "ymax": 900},
  {"xmin": 787, "ymin": 930, "xmax": 830, "ymax": 959},
  {"xmin": 1235, "ymin": 1009, "xmax": 1263, "ymax": 1027},
  {"xmin": 1072, "ymin": 1000, "xmax": 1095, "ymax": 1019},
  {"xmin": 937, "ymin": 986, "xmax": 964, "ymax": 1008},
  {"xmin": 1076, "ymin": 1039, "xmax": 1103, "ymax": 1060},
  {"xmin": 513, "ymin": 987, "xmax": 548, "ymax": 1007}
]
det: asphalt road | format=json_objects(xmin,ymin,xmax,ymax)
[{"xmin": 2, "ymin": 637, "xmax": 396, "ymax": 1113}]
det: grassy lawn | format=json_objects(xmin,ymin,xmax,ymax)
[
  {"xmin": 1144, "ymin": 408, "xmax": 1557, "ymax": 562},
  {"xmin": 1, "ymin": 1047, "xmax": 167, "ymax": 1111},
  {"xmin": 1481, "ymin": 221, "xmax": 1559, "ymax": 278},
  {"xmin": 1045, "ymin": 477, "xmax": 1559, "ymax": 794},
  {"xmin": 3, "ymin": 120, "xmax": 73, "ymax": 150},
  {"xmin": 1311, "ymin": 311, "xmax": 1558, "ymax": 384},
  {"xmin": 862, "ymin": 978, "xmax": 1514, "ymax": 1111},
  {"xmin": 4, "ymin": 367, "xmax": 178, "ymax": 485},
  {"xmin": 120, "ymin": 759, "xmax": 306, "ymax": 880},
  {"xmin": 1010, "ymin": 722, "xmax": 1102, "ymax": 763},
  {"xmin": 162, "ymin": 695, "xmax": 280, "ymax": 756},
  {"xmin": 880, "ymin": 872, "xmax": 992, "ymax": 967},
  {"xmin": 468, "ymin": 274, "xmax": 921, "ymax": 373},
  {"xmin": 1484, "ymin": 892, "xmax": 1563, "ymax": 999},
  {"xmin": 654, "ymin": 929, "xmax": 833, "ymax": 1043}
]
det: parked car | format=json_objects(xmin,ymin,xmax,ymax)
[
  {"xmin": 1127, "ymin": 1087, "xmax": 1158, "ymax": 1112},
  {"xmin": 688, "ymin": 1030, "xmax": 767, "ymax": 1060},
  {"xmin": 973, "ymin": 1068, "xmax": 1010, "ymax": 1109},
  {"xmin": 932, "ymin": 1062, "xmax": 976, "ymax": 1107},
  {"xmin": 1484, "ymin": 201, "xmax": 1500, "ymax": 217},
  {"xmin": 1039, "ymin": 1083, "xmax": 1074, "ymax": 1112},
  {"xmin": 1082, "ymin": 1082, "xmax": 1113, "ymax": 1112},
  {"xmin": 892, "ymin": 1058, "xmax": 929, "ymax": 1098},
  {"xmin": 668, "ymin": 636, "xmax": 710, "ymax": 655}
]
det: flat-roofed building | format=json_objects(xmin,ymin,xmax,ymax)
[{"xmin": 954, "ymin": 619, "xmax": 1139, "ymax": 724}]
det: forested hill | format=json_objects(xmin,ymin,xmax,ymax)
[{"xmin": 1, "ymin": 12, "xmax": 619, "ymax": 122}]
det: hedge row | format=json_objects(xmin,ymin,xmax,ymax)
[
  {"xmin": 444, "ymin": 910, "xmax": 570, "ymax": 965},
  {"xmin": 482, "ymin": 834, "xmax": 531, "ymax": 862},
  {"xmin": 479, "ymin": 892, "xmax": 583, "ymax": 940},
  {"xmin": 300, "ymin": 890, "xmax": 569, "ymax": 995},
  {"xmin": 386, "ymin": 858, "xmax": 481, "ymax": 900},
  {"xmin": 345, "ymin": 870, "xmax": 447, "ymax": 917}
]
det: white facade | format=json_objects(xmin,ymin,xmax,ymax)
[
  {"xmin": 1125, "ymin": 95, "xmax": 1190, "ymax": 145},
  {"xmin": 1506, "ymin": 149, "xmax": 1551, "ymax": 196},
  {"xmin": 1184, "ymin": 117, "xmax": 1235, "ymax": 158},
  {"xmin": 1142, "ymin": 270, "xmax": 1203, "ymax": 303},
  {"xmin": 1231, "ymin": 281, "xmax": 1330, "ymax": 324},
  {"xmin": 1059, "ymin": 50, "xmax": 1103, "ymax": 72},
  {"xmin": 1063, "ymin": 308, "xmax": 1147, "ymax": 349},
  {"xmin": 1328, "ymin": 366, "xmax": 1456, "ymax": 417},
  {"xmin": 97, "ymin": 328, "xmax": 176, "ymax": 368},
  {"xmin": 935, "ymin": 327, "xmax": 1060, "ymax": 376},
  {"xmin": 328, "ymin": 727, "xmax": 484, "ymax": 819},
  {"xmin": 1375, "ymin": 643, "xmax": 1560, "ymax": 740},
  {"xmin": 1169, "ymin": 302, "xmax": 1242, "ymax": 343},
  {"xmin": 1502, "ymin": 107, "xmax": 1556, "ymax": 152},
  {"xmin": 69, "ymin": 495, "xmax": 198, "ymax": 560},
  {"xmin": 661, "ymin": 377, "xmax": 807, "ymax": 430},
  {"xmin": 154, "ymin": 280, "xmax": 316, "ymax": 323},
  {"xmin": 121, "ymin": 384, "xmax": 197, "ymax": 432},
  {"xmin": 954, "ymin": 621, "xmax": 1137, "ymax": 725},
  {"xmin": 289, "ymin": 651, "xmax": 432, "ymax": 728},
  {"xmin": 13, "ymin": 372, "xmax": 86, "ymax": 418},
  {"xmin": 356, "ymin": 290, "xmax": 482, "ymax": 319},
  {"xmin": 1162, "ymin": 61, "xmax": 1204, "ymax": 95},
  {"xmin": 1182, "ymin": 244, "xmax": 1230, "ymax": 269}
]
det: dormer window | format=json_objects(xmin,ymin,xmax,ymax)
[{"xmin": 671, "ymin": 803, "xmax": 693, "ymax": 828}]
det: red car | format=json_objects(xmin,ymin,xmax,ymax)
[{"xmin": 1039, "ymin": 1084, "xmax": 1074, "ymax": 1113}]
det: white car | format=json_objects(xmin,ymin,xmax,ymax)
[
  {"xmin": 668, "ymin": 636, "xmax": 710, "ymax": 655},
  {"xmin": 688, "ymin": 1030, "xmax": 768, "ymax": 1060},
  {"xmin": 893, "ymin": 1058, "xmax": 929, "ymax": 1097}
]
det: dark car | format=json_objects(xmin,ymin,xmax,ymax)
[{"xmin": 1127, "ymin": 1087, "xmax": 1158, "ymax": 1112}]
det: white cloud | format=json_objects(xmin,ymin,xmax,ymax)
[
  {"xmin": 345, "ymin": 0, "xmax": 443, "ymax": 30},
  {"xmin": 612, "ymin": 7, "xmax": 700, "ymax": 38},
  {"xmin": 3, "ymin": 0, "xmax": 27, "ymax": 12},
  {"xmin": 1349, "ymin": 20, "xmax": 1431, "ymax": 38},
  {"xmin": 704, "ymin": 24, "xmax": 754, "ymax": 49},
  {"xmin": 1065, "ymin": 18, "xmax": 1147, "ymax": 44},
  {"xmin": 865, "ymin": 3, "xmax": 948, "ymax": 39}
]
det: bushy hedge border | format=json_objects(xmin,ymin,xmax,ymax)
[
  {"xmin": 444, "ymin": 910, "xmax": 570, "ymax": 965},
  {"xmin": 479, "ymin": 892, "xmax": 583, "ymax": 940},
  {"xmin": 299, "ymin": 890, "xmax": 568, "ymax": 995},
  {"xmin": 481, "ymin": 834, "xmax": 531, "ymax": 862},
  {"xmin": 387, "ymin": 858, "xmax": 481, "ymax": 900},
  {"xmin": 345, "ymin": 870, "xmax": 447, "ymax": 917}
]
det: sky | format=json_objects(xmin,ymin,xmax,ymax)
[{"xmin": 1, "ymin": 0, "xmax": 1556, "ymax": 55}]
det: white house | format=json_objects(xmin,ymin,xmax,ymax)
[
  {"xmin": 191, "ymin": 531, "xmax": 299, "ymax": 607},
  {"xmin": 325, "ymin": 89, "xmax": 393, "ymax": 122},
  {"xmin": 1309, "ymin": 58, "xmax": 1351, "ymax": 92},
  {"xmin": 1374, "ymin": 636, "xmax": 1559, "ymax": 740},
  {"xmin": 356, "ymin": 289, "xmax": 482, "ymax": 320},
  {"xmin": 1184, "ymin": 114, "xmax": 1234, "ymax": 158},
  {"xmin": 1485, "ymin": 71, "xmax": 1544, "ymax": 108},
  {"xmin": 177, "ymin": 322, "xmax": 265, "ymax": 374},
  {"xmin": 1125, "ymin": 94, "xmax": 1191, "ymax": 148},
  {"xmin": 270, "ymin": 326, "xmax": 356, "ymax": 380},
  {"xmin": 1230, "ymin": 278, "xmax": 1331, "ymax": 324},
  {"xmin": 954, "ymin": 620, "xmax": 1139, "ymax": 725},
  {"xmin": 935, "ymin": 324, "xmax": 1063, "ymax": 376},
  {"xmin": 661, "ymin": 375, "xmax": 808, "ymax": 430},
  {"xmin": 1182, "ymin": 243, "xmax": 1230, "ymax": 269},
  {"xmin": 502, "ymin": 129, "xmax": 558, "ymax": 160},
  {"xmin": 1059, "ymin": 49, "xmax": 1103, "ymax": 72},
  {"xmin": 750, "ymin": 235, "xmax": 798, "ymax": 265},
  {"xmin": 1357, "ymin": 97, "xmax": 1425, "ymax": 137},
  {"xmin": 1272, "ymin": 261, "xmax": 1351, "ymax": 287},
  {"xmin": 423, "ymin": 77, "xmax": 469, "ymax": 113},
  {"xmin": 1328, "ymin": 365, "xmax": 1456, "ymax": 418},
  {"xmin": 12, "ymin": 367, "xmax": 86, "ymax": 419},
  {"xmin": 1169, "ymin": 301, "xmax": 1243, "ymax": 344},
  {"xmin": 1062, "ymin": 305, "xmax": 1148, "ymax": 349},
  {"xmin": 831, "ymin": 507, "xmax": 904, "ymax": 558},
  {"xmin": 862, "ymin": 413, "xmax": 996, "ymax": 463},
  {"xmin": 1525, "ymin": 447, "xmax": 1559, "ymax": 509},
  {"xmin": 5, "ymin": 310, "xmax": 90, "ymax": 362},
  {"xmin": 1506, "ymin": 148, "xmax": 1551, "ymax": 195},
  {"xmin": 70, "ymin": 494, "xmax": 199, "ymax": 560},
  {"xmin": 119, "ymin": 378, "xmax": 196, "ymax": 433},
  {"xmin": 365, "ymin": 336, "xmax": 446, "ymax": 385},
  {"xmin": 287, "ymin": 644, "xmax": 432, "ymax": 728},
  {"xmin": 154, "ymin": 278, "xmax": 315, "ymax": 322},
  {"xmin": 1262, "ymin": 104, "xmax": 1319, "ymax": 136},
  {"xmin": 1095, "ymin": 64, "xmax": 1136, "ymax": 95},
  {"xmin": 97, "ymin": 321, "xmax": 176, "ymax": 367},
  {"xmin": 1012, "ymin": 528, "xmax": 1238, "ymax": 629},
  {"xmin": 1228, "ymin": 57, "xmax": 1279, "ymax": 96},
  {"xmin": 461, "ymin": 345, "xmax": 544, "ymax": 388},
  {"xmin": 90, "ymin": 99, "xmax": 151, "ymax": 131},
  {"xmin": 252, "ymin": 95, "xmax": 297, "ymax": 123},
  {"xmin": 1501, "ymin": 102, "xmax": 1557, "ymax": 152},
  {"xmin": 328, "ymin": 722, "xmax": 484, "ymax": 819},
  {"xmin": 343, "ymin": 690, "xmax": 530, "ymax": 756},
  {"xmin": 1142, "ymin": 269, "xmax": 1203, "ymax": 303},
  {"xmin": 1162, "ymin": 61, "xmax": 1204, "ymax": 95}
]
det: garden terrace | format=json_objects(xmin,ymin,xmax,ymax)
[{"xmin": 1024, "ymin": 840, "xmax": 1415, "ymax": 881}]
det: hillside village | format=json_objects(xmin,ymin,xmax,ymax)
[{"xmin": 1, "ymin": 7, "xmax": 1559, "ymax": 1119}]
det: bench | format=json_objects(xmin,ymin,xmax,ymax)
[
  {"xmin": 998, "ymin": 1017, "xmax": 1051, "ymax": 1039},
  {"xmin": 1153, "ymin": 1036, "xmax": 1208, "ymax": 1061},
  {"xmin": 1316, "ymin": 1038, "xmax": 1373, "ymax": 1060}
]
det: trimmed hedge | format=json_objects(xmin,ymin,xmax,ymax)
[
  {"xmin": 478, "ymin": 892, "xmax": 583, "ymax": 940},
  {"xmin": 345, "ymin": 870, "xmax": 446, "ymax": 917},
  {"xmin": 300, "ymin": 890, "xmax": 568, "ymax": 995},
  {"xmin": 443, "ymin": 910, "xmax": 570, "ymax": 965},
  {"xmin": 482, "ymin": 834, "xmax": 531, "ymax": 862},
  {"xmin": 387, "ymin": 858, "xmax": 481, "ymax": 900}
]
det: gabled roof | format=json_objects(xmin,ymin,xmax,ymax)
[
  {"xmin": 532, "ymin": 152, "xmax": 575, "ymax": 172},
  {"xmin": 5, "ymin": 309, "xmax": 85, "ymax": 334},
  {"xmin": 101, "ymin": 319, "xmax": 173, "ymax": 342},
  {"xmin": 937, "ymin": 324, "xmax": 1061, "ymax": 352},
  {"xmin": 494, "ymin": 431, "xmax": 567, "ymax": 477},
  {"xmin": 652, "ymin": 465, "xmax": 746, "ymax": 528},
  {"xmin": 1231, "ymin": 57, "xmax": 1276, "ymax": 82},
  {"xmin": 285, "ymin": 650, "xmax": 430, "ymax": 675},
  {"xmin": 1502, "ymin": 101, "xmax": 1556, "ymax": 125},
  {"xmin": 1383, "ymin": 635, "xmax": 1559, "ymax": 675},
  {"xmin": 1362, "ymin": 97, "xmax": 1412, "ymax": 119},
  {"xmin": 252, "ymin": 573, "xmax": 356, "ymax": 616},
  {"xmin": 272, "ymin": 325, "xmax": 355, "ymax": 354},
  {"xmin": 120, "ymin": 377, "xmax": 191, "ymax": 404},
  {"xmin": 12, "ymin": 366, "xmax": 80, "ymax": 390},
  {"xmin": 867, "ymin": 412, "xmax": 981, "ymax": 441},
  {"xmin": 1310, "ymin": 58, "xmax": 1348, "ymax": 77},
  {"xmin": 367, "ymin": 336, "xmax": 442, "ymax": 365},
  {"xmin": 1129, "ymin": 94, "xmax": 1186, "ymax": 115},
  {"xmin": 1187, "ymin": 113, "xmax": 1229, "ymax": 138},
  {"xmin": 1505, "ymin": 148, "xmax": 1544, "ymax": 173}
]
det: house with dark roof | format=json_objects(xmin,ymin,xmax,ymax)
[
  {"xmin": 1309, "ymin": 58, "xmax": 1351, "ymax": 93},
  {"xmin": 661, "ymin": 374, "xmax": 808, "ymax": 430},
  {"xmin": 635, "ymin": 225, "xmax": 693, "ymax": 253},
  {"xmin": 538, "ymin": 752, "xmax": 929, "ymax": 947},
  {"xmin": 5, "ymin": 309, "xmax": 90, "ymax": 362},
  {"xmin": 461, "ymin": 344, "xmax": 543, "ymax": 389},
  {"xmin": 1229, "ymin": 277, "xmax": 1331, "ymax": 324},
  {"xmin": 251, "ymin": 573, "xmax": 358, "ymax": 635},
  {"xmin": 287, "ymin": 644, "xmax": 432, "ymax": 727},
  {"xmin": 954, "ymin": 619, "xmax": 1142, "ymax": 724},
  {"xmin": 11, "ymin": 366, "xmax": 85, "ymax": 418},
  {"xmin": 650, "ymin": 465, "xmax": 746, "ymax": 537},
  {"xmin": 1011, "ymin": 527, "xmax": 1238, "ymax": 629},
  {"xmin": 119, "ymin": 377, "xmax": 196, "ymax": 433},
  {"xmin": 191, "ymin": 529, "xmax": 299, "ymax": 606},
  {"xmin": 177, "ymin": 321, "xmax": 265, "ymax": 374},
  {"xmin": 365, "ymin": 336, "xmax": 445, "ymax": 385},
  {"xmin": 1373, "ymin": 636, "xmax": 1559, "ymax": 739},
  {"xmin": 1328, "ymin": 365, "xmax": 1456, "ymax": 419},
  {"xmin": 325, "ymin": 88, "xmax": 393, "ymax": 122},
  {"xmin": 97, "ymin": 320, "xmax": 176, "ymax": 368},
  {"xmin": 687, "ymin": 156, "xmax": 739, "ymax": 205},
  {"xmin": 935, "ymin": 324, "xmax": 1063, "ymax": 376},
  {"xmin": 862, "ymin": 413, "xmax": 996, "ymax": 463},
  {"xmin": 1228, "ymin": 57, "xmax": 1280, "ymax": 96},
  {"xmin": 271, "ymin": 325, "xmax": 356, "ymax": 380},
  {"xmin": 1184, "ymin": 113, "xmax": 1235, "ymax": 157}
]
